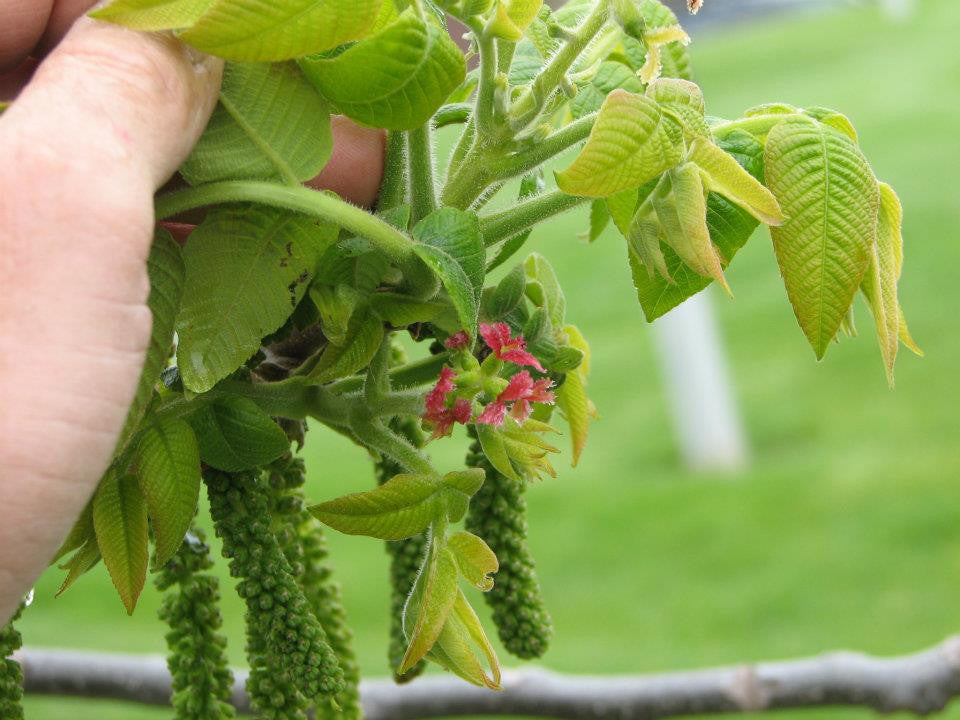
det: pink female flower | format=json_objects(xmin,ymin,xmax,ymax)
[
  {"xmin": 425, "ymin": 366, "xmax": 456, "ymax": 416},
  {"xmin": 476, "ymin": 371, "xmax": 555, "ymax": 426},
  {"xmin": 444, "ymin": 331, "xmax": 471, "ymax": 350},
  {"xmin": 479, "ymin": 322, "xmax": 545, "ymax": 372},
  {"xmin": 423, "ymin": 367, "xmax": 471, "ymax": 439}
]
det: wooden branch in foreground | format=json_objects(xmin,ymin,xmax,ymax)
[{"xmin": 15, "ymin": 636, "xmax": 960, "ymax": 719}]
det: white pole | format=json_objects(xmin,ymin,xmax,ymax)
[
  {"xmin": 651, "ymin": 290, "xmax": 748, "ymax": 472},
  {"xmin": 880, "ymin": 0, "xmax": 914, "ymax": 21}
]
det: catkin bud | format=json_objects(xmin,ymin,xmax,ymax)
[
  {"xmin": 376, "ymin": 417, "xmax": 429, "ymax": 683},
  {"xmin": 155, "ymin": 529, "xmax": 236, "ymax": 720},
  {"xmin": 0, "ymin": 603, "xmax": 24, "ymax": 720},
  {"xmin": 205, "ymin": 470, "xmax": 345, "ymax": 706},
  {"xmin": 465, "ymin": 431, "xmax": 553, "ymax": 659}
]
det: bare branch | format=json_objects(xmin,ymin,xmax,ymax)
[{"xmin": 15, "ymin": 636, "xmax": 960, "ymax": 719}]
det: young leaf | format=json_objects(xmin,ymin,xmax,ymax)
[
  {"xmin": 310, "ymin": 473, "xmax": 447, "ymax": 541},
  {"xmin": 588, "ymin": 199, "xmax": 610, "ymax": 242},
  {"xmin": 189, "ymin": 397, "xmax": 289, "ymax": 472},
  {"xmin": 57, "ymin": 539, "xmax": 102, "ymax": 596},
  {"xmin": 307, "ymin": 310, "xmax": 384, "ymax": 383},
  {"xmin": 489, "ymin": 0, "xmax": 543, "ymax": 40},
  {"xmin": 474, "ymin": 423, "xmax": 520, "ymax": 482},
  {"xmin": 181, "ymin": 62, "xmax": 333, "ymax": 185},
  {"xmin": 89, "ymin": 0, "xmax": 212, "ymax": 30},
  {"xmin": 483, "ymin": 263, "xmax": 526, "ymax": 320},
  {"xmin": 607, "ymin": 187, "xmax": 640, "ymax": 237},
  {"xmin": 557, "ymin": 332, "xmax": 593, "ymax": 467},
  {"xmin": 447, "ymin": 531, "xmax": 498, "ymax": 591},
  {"xmin": 570, "ymin": 61, "xmax": 644, "ymax": 120},
  {"xmin": 299, "ymin": 9, "xmax": 466, "ymax": 131},
  {"xmin": 92, "ymin": 471, "xmax": 149, "ymax": 614},
  {"xmin": 179, "ymin": 0, "xmax": 383, "ymax": 61},
  {"xmin": 370, "ymin": 293, "xmax": 446, "ymax": 326},
  {"xmin": 524, "ymin": 253, "xmax": 566, "ymax": 328},
  {"xmin": 555, "ymin": 90, "xmax": 683, "ymax": 197},
  {"xmin": 135, "ymin": 419, "xmax": 201, "ymax": 568},
  {"xmin": 53, "ymin": 502, "xmax": 95, "ymax": 564},
  {"xmin": 311, "ymin": 284, "xmax": 361, "ymax": 346},
  {"xmin": 439, "ymin": 468, "xmax": 486, "ymax": 523},
  {"xmin": 412, "ymin": 245, "xmax": 479, "ymax": 339},
  {"xmin": 400, "ymin": 544, "xmax": 459, "ymax": 673},
  {"xmin": 176, "ymin": 207, "xmax": 335, "ymax": 393},
  {"xmin": 427, "ymin": 589, "xmax": 501, "ymax": 689},
  {"xmin": 765, "ymin": 116, "xmax": 880, "ymax": 358},
  {"xmin": 652, "ymin": 164, "xmax": 731, "ymax": 295},
  {"xmin": 118, "ymin": 230, "xmax": 184, "ymax": 448},
  {"xmin": 688, "ymin": 136, "xmax": 783, "ymax": 226},
  {"xmin": 628, "ymin": 199, "xmax": 671, "ymax": 282},
  {"xmin": 415, "ymin": 208, "xmax": 485, "ymax": 301},
  {"xmin": 645, "ymin": 77, "xmax": 709, "ymax": 137}
]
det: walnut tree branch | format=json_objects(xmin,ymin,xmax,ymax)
[{"xmin": 15, "ymin": 635, "xmax": 960, "ymax": 719}]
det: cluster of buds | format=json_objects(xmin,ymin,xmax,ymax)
[{"xmin": 422, "ymin": 323, "xmax": 556, "ymax": 441}]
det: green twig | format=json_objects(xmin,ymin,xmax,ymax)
[
  {"xmin": 480, "ymin": 190, "xmax": 588, "ymax": 246},
  {"xmin": 489, "ymin": 112, "xmax": 597, "ymax": 180},
  {"xmin": 377, "ymin": 131, "xmax": 408, "ymax": 213},
  {"xmin": 407, "ymin": 125, "xmax": 437, "ymax": 224}
]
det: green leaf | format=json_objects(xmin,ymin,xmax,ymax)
[
  {"xmin": 299, "ymin": 9, "xmax": 466, "ymax": 131},
  {"xmin": 447, "ymin": 531, "xmax": 497, "ymax": 591},
  {"xmin": 57, "ymin": 539, "xmax": 101, "ymax": 597},
  {"xmin": 412, "ymin": 245, "xmax": 479, "ymax": 339},
  {"xmin": 400, "ymin": 543, "xmax": 459, "ymax": 673},
  {"xmin": 645, "ymin": 77, "xmax": 709, "ymax": 138},
  {"xmin": 176, "ymin": 207, "xmax": 335, "ymax": 393},
  {"xmin": 118, "ymin": 230, "xmax": 184, "ymax": 448},
  {"xmin": 555, "ymin": 90, "xmax": 683, "ymax": 197},
  {"xmin": 475, "ymin": 423, "xmax": 520, "ymax": 482},
  {"xmin": 53, "ymin": 502, "xmax": 95, "ymax": 564},
  {"xmin": 181, "ymin": 62, "xmax": 332, "ymax": 185},
  {"xmin": 765, "ymin": 116, "xmax": 880, "ymax": 358},
  {"xmin": 557, "ymin": 368, "xmax": 590, "ymax": 468},
  {"xmin": 426, "ymin": 589, "xmax": 501, "ymax": 689},
  {"xmin": 307, "ymin": 310, "xmax": 384, "ymax": 383},
  {"xmin": 570, "ymin": 61, "xmax": 643, "ymax": 119},
  {"xmin": 651, "ymin": 164, "xmax": 731, "ymax": 294},
  {"xmin": 414, "ymin": 208, "xmax": 485, "ymax": 300},
  {"xmin": 90, "ymin": 0, "xmax": 211, "ymax": 29},
  {"xmin": 588, "ymin": 199, "xmax": 610, "ymax": 242},
  {"xmin": 524, "ymin": 253, "xmax": 566, "ymax": 328},
  {"xmin": 92, "ymin": 471, "xmax": 149, "ymax": 614},
  {"xmin": 179, "ymin": 0, "xmax": 383, "ymax": 61},
  {"xmin": 607, "ymin": 187, "xmax": 640, "ymax": 237},
  {"xmin": 688, "ymin": 136, "xmax": 783, "ymax": 226},
  {"xmin": 311, "ymin": 284, "xmax": 360, "ymax": 346},
  {"xmin": 310, "ymin": 473, "xmax": 446, "ymax": 540},
  {"xmin": 189, "ymin": 397, "xmax": 289, "ymax": 471},
  {"xmin": 804, "ymin": 106, "xmax": 859, "ymax": 143},
  {"xmin": 135, "ymin": 419, "xmax": 201, "ymax": 568},
  {"xmin": 439, "ymin": 469, "xmax": 486, "ymax": 523},
  {"xmin": 483, "ymin": 263, "xmax": 526, "ymax": 320},
  {"xmin": 628, "ymin": 131, "xmax": 764, "ymax": 321},
  {"xmin": 488, "ymin": 0, "xmax": 543, "ymax": 40},
  {"xmin": 370, "ymin": 292, "xmax": 446, "ymax": 326}
]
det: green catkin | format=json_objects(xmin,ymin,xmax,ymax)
[
  {"xmin": 375, "ymin": 416, "xmax": 428, "ymax": 683},
  {"xmin": 245, "ymin": 612, "xmax": 310, "ymax": 720},
  {"xmin": 204, "ymin": 469, "xmax": 345, "ymax": 708},
  {"xmin": 465, "ymin": 432, "xmax": 554, "ymax": 659},
  {"xmin": 0, "ymin": 603, "xmax": 24, "ymax": 720},
  {"xmin": 267, "ymin": 453, "xmax": 363, "ymax": 720},
  {"xmin": 155, "ymin": 528, "xmax": 236, "ymax": 720}
]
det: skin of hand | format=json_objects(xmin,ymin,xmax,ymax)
[{"xmin": 0, "ymin": 1, "xmax": 385, "ymax": 624}]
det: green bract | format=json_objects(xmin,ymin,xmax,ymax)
[{"xmin": 40, "ymin": 0, "xmax": 917, "ymax": 703}]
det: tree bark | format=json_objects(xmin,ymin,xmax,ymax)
[{"xmin": 14, "ymin": 636, "xmax": 960, "ymax": 719}]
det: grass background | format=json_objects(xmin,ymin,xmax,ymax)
[{"xmin": 18, "ymin": 0, "xmax": 960, "ymax": 717}]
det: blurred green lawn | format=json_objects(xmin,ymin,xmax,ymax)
[{"xmin": 19, "ymin": 1, "xmax": 960, "ymax": 718}]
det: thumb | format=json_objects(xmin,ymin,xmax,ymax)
[{"xmin": 0, "ymin": 17, "xmax": 220, "ymax": 622}]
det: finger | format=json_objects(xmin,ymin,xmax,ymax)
[
  {"xmin": 308, "ymin": 116, "xmax": 386, "ymax": 209},
  {"xmin": 36, "ymin": 0, "xmax": 99, "ymax": 56},
  {"xmin": 0, "ymin": 0, "xmax": 54, "ymax": 71},
  {"xmin": 0, "ymin": 18, "xmax": 221, "ymax": 621}
]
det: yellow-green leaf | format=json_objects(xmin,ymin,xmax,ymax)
[
  {"xmin": 92, "ymin": 471, "xmax": 149, "ymax": 614},
  {"xmin": 447, "ymin": 531, "xmax": 498, "ymax": 591},
  {"xmin": 555, "ymin": 90, "xmax": 683, "ymax": 197},
  {"xmin": 90, "ymin": 0, "xmax": 212, "ymax": 30},
  {"xmin": 57, "ymin": 539, "xmax": 101, "ymax": 597},
  {"xmin": 299, "ymin": 10, "xmax": 466, "ymax": 131},
  {"xmin": 427, "ymin": 589, "xmax": 501, "ymax": 689},
  {"xmin": 179, "ymin": 0, "xmax": 383, "ymax": 61},
  {"xmin": 135, "ymin": 419, "xmax": 201, "ymax": 568},
  {"xmin": 400, "ymin": 544, "xmax": 459, "ymax": 673},
  {"xmin": 765, "ymin": 116, "xmax": 880, "ymax": 358},
  {"xmin": 489, "ymin": 0, "xmax": 544, "ymax": 40}
]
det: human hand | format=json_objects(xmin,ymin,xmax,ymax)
[{"xmin": 0, "ymin": 3, "xmax": 385, "ymax": 622}]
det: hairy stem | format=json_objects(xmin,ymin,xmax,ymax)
[
  {"xmin": 376, "ymin": 131, "xmax": 408, "ymax": 213},
  {"xmin": 489, "ymin": 112, "xmax": 597, "ymax": 180},
  {"xmin": 711, "ymin": 112, "xmax": 803, "ymax": 140},
  {"xmin": 407, "ymin": 125, "xmax": 437, "ymax": 225},
  {"xmin": 350, "ymin": 418, "xmax": 435, "ymax": 476},
  {"xmin": 480, "ymin": 190, "xmax": 588, "ymax": 246},
  {"xmin": 328, "ymin": 353, "xmax": 450, "ymax": 394},
  {"xmin": 474, "ymin": 26, "xmax": 498, "ymax": 138},
  {"xmin": 155, "ymin": 182, "xmax": 415, "ymax": 264}
]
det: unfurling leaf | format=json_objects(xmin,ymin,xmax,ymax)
[
  {"xmin": 628, "ymin": 197, "xmax": 671, "ymax": 282},
  {"xmin": 92, "ymin": 470, "xmax": 149, "ymax": 614},
  {"xmin": 489, "ymin": 0, "xmax": 545, "ymax": 40},
  {"xmin": 688, "ymin": 136, "xmax": 783, "ymax": 226},
  {"xmin": 90, "ymin": 0, "xmax": 212, "ymax": 30},
  {"xmin": 118, "ymin": 230, "xmax": 184, "ymax": 448},
  {"xmin": 181, "ymin": 62, "xmax": 333, "ymax": 185},
  {"xmin": 475, "ymin": 422, "xmax": 520, "ymax": 482},
  {"xmin": 556, "ymin": 90, "xmax": 683, "ymax": 197},
  {"xmin": 307, "ymin": 310, "xmax": 384, "ymax": 383},
  {"xmin": 427, "ymin": 589, "xmax": 501, "ymax": 689},
  {"xmin": 448, "ymin": 531, "xmax": 498, "ymax": 591},
  {"xmin": 765, "ymin": 116, "xmax": 880, "ymax": 358},
  {"xmin": 524, "ymin": 253, "xmax": 566, "ymax": 328},
  {"xmin": 300, "ymin": 9, "xmax": 466, "ymax": 131},
  {"xmin": 135, "ymin": 419, "xmax": 201, "ymax": 568},
  {"xmin": 645, "ymin": 77, "xmax": 709, "ymax": 138},
  {"xmin": 176, "ymin": 207, "xmax": 336, "ymax": 393},
  {"xmin": 557, "ymin": 325, "xmax": 594, "ymax": 466},
  {"xmin": 179, "ymin": 0, "xmax": 383, "ymax": 61},
  {"xmin": 400, "ymin": 544, "xmax": 458, "ymax": 672},
  {"xmin": 412, "ymin": 247, "xmax": 479, "ymax": 340},
  {"xmin": 652, "ymin": 164, "xmax": 731, "ymax": 295},
  {"xmin": 189, "ymin": 397, "xmax": 289, "ymax": 471},
  {"xmin": 309, "ymin": 470, "xmax": 482, "ymax": 541},
  {"xmin": 483, "ymin": 263, "xmax": 527, "ymax": 320}
]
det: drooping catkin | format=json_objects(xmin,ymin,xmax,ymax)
[
  {"xmin": 0, "ymin": 602, "xmax": 24, "ymax": 720},
  {"xmin": 155, "ymin": 528, "xmax": 236, "ymax": 720},
  {"xmin": 465, "ymin": 432, "xmax": 553, "ymax": 659},
  {"xmin": 375, "ymin": 416, "xmax": 428, "ymax": 683},
  {"xmin": 204, "ymin": 469, "xmax": 344, "ymax": 706},
  {"xmin": 267, "ymin": 453, "xmax": 362, "ymax": 720}
]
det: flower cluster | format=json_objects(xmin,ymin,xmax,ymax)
[{"xmin": 422, "ymin": 323, "xmax": 554, "ymax": 440}]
